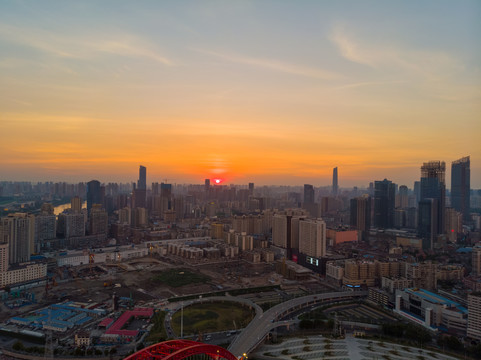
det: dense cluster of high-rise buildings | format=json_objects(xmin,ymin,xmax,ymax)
[{"xmin": 1, "ymin": 157, "xmax": 481, "ymax": 341}]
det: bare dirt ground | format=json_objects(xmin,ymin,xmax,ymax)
[{"xmin": 1, "ymin": 257, "xmax": 282, "ymax": 323}]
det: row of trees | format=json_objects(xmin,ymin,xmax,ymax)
[
  {"xmin": 437, "ymin": 335, "xmax": 481, "ymax": 358},
  {"xmin": 382, "ymin": 323, "xmax": 432, "ymax": 344},
  {"xmin": 12, "ymin": 340, "xmax": 117, "ymax": 357}
]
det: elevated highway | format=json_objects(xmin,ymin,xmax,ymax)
[{"xmin": 228, "ymin": 291, "xmax": 367, "ymax": 357}]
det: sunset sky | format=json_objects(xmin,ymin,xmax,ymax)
[{"xmin": 1, "ymin": 1, "xmax": 480, "ymax": 188}]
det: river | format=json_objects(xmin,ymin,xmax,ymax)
[{"xmin": 53, "ymin": 201, "xmax": 86, "ymax": 215}]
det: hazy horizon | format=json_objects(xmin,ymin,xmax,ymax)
[{"xmin": 0, "ymin": 161, "xmax": 478, "ymax": 190}]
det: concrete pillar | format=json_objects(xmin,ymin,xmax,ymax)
[
  {"xmin": 425, "ymin": 308, "xmax": 432, "ymax": 327},
  {"xmin": 395, "ymin": 295, "xmax": 401, "ymax": 311}
]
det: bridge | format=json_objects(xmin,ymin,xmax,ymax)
[
  {"xmin": 228, "ymin": 291, "xmax": 367, "ymax": 357},
  {"xmin": 124, "ymin": 340, "xmax": 238, "ymax": 360},
  {"xmin": 126, "ymin": 291, "xmax": 366, "ymax": 360}
]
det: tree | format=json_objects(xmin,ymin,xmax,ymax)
[
  {"xmin": 467, "ymin": 343, "xmax": 481, "ymax": 357},
  {"xmin": 404, "ymin": 324, "xmax": 431, "ymax": 344},
  {"xmin": 439, "ymin": 335, "xmax": 463, "ymax": 351},
  {"xmin": 382, "ymin": 323, "xmax": 405, "ymax": 337},
  {"xmin": 12, "ymin": 341, "xmax": 24, "ymax": 351},
  {"xmin": 299, "ymin": 319, "xmax": 314, "ymax": 329}
]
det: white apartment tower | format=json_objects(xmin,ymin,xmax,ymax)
[
  {"xmin": 0, "ymin": 243, "xmax": 8, "ymax": 273},
  {"xmin": 0, "ymin": 214, "xmax": 34, "ymax": 265},
  {"xmin": 299, "ymin": 218, "xmax": 326, "ymax": 258},
  {"xmin": 467, "ymin": 293, "xmax": 481, "ymax": 341},
  {"xmin": 272, "ymin": 214, "xmax": 288, "ymax": 248}
]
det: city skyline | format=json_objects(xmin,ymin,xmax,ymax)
[
  {"xmin": 1, "ymin": 1, "xmax": 480, "ymax": 187},
  {"xmin": 0, "ymin": 159, "xmax": 477, "ymax": 191}
]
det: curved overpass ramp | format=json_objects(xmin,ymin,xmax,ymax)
[{"xmin": 228, "ymin": 291, "xmax": 367, "ymax": 357}]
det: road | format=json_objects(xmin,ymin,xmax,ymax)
[{"xmin": 228, "ymin": 291, "xmax": 367, "ymax": 358}]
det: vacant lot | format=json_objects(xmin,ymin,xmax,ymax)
[
  {"xmin": 171, "ymin": 301, "xmax": 255, "ymax": 335},
  {"xmin": 151, "ymin": 268, "xmax": 211, "ymax": 288}
]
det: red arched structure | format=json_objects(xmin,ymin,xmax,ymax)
[{"xmin": 124, "ymin": 340, "xmax": 239, "ymax": 360}]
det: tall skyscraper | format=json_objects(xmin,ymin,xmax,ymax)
[
  {"xmin": 473, "ymin": 245, "xmax": 481, "ymax": 277},
  {"xmin": 152, "ymin": 182, "xmax": 160, "ymax": 196},
  {"xmin": 445, "ymin": 207, "xmax": 462, "ymax": 243},
  {"xmin": 272, "ymin": 214, "xmax": 291, "ymax": 249},
  {"xmin": 398, "ymin": 185, "xmax": 409, "ymax": 208},
  {"xmin": 35, "ymin": 211, "xmax": 56, "ymax": 252},
  {"xmin": 418, "ymin": 161, "xmax": 446, "ymax": 249},
  {"xmin": 133, "ymin": 187, "xmax": 147, "ymax": 208},
  {"xmin": 87, "ymin": 180, "xmax": 102, "ymax": 214},
  {"xmin": 133, "ymin": 166, "xmax": 147, "ymax": 208},
  {"xmin": 418, "ymin": 198, "xmax": 438, "ymax": 250},
  {"xmin": 71, "ymin": 196, "xmax": 82, "ymax": 213},
  {"xmin": 0, "ymin": 213, "xmax": 34, "ymax": 265},
  {"xmin": 332, "ymin": 167, "xmax": 338, "ymax": 196},
  {"xmin": 204, "ymin": 179, "xmax": 210, "ymax": 192},
  {"xmin": 303, "ymin": 184, "xmax": 314, "ymax": 204},
  {"xmin": 299, "ymin": 218, "xmax": 326, "ymax": 258},
  {"xmin": 248, "ymin": 182, "xmax": 254, "ymax": 196},
  {"xmin": 303, "ymin": 184, "xmax": 318, "ymax": 217},
  {"xmin": 413, "ymin": 181, "xmax": 421, "ymax": 204},
  {"xmin": 89, "ymin": 204, "xmax": 108, "ymax": 235},
  {"xmin": 350, "ymin": 194, "xmax": 371, "ymax": 241},
  {"xmin": 57, "ymin": 212, "xmax": 85, "ymax": 239},
  {"xmin": 451, "ymin": 156, "xmax": 470, "ymax": 221},
  {"xmin": 468, "ymin": 293, "xmax": 481, "ymax": 341},
  {"xmin": 374, "ymin": 179, "xmax": 395, "ymax": 229},
  {"xmin": 138, "ymin": 165, "xmax": 147, "ymax": 190},
  {"xmin": 160, "ymin": 183, "xmax": 172, "ymax": 217},
  {"xmin": 0, "ymin": 243, "xmax": 8, "ymax": 273}
]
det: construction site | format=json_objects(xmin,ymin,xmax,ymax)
[{"xmin": 0, "ymin": 251, "xmax": 328, "ymax": 358}]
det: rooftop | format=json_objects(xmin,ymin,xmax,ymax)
[{"xmin": 406, "ymin": 288, "xmax": 467, "ymax": 314}]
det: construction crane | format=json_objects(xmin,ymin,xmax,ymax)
[{"xmin": 89, "ymin": 253, "xmax": 95, "ymax": 273}]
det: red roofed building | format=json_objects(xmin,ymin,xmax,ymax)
[{"xmin": 105, "ymin": 308, "xmax": 154, "ymax": 340}]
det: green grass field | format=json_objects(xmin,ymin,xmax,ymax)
[
  {"xmin": 171, "ymin": 302, "xmax": 255, "ymax": 335},
  {"xmin": 145, "ymin": 311, "xmax": 167, "ymax": 343},
  {"xmin": 151, "ymin": 269, "xmax": 210, "ymax": 288}
]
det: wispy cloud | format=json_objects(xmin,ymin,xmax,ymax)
[
  {"xmin": 0, "ymin": 23, "xmax": 172, "ymax": 65},
  {"xmin": 1, "ymin": 96, "xmax": 32, "ymax": 106},
  {"xmin": 197, "ymin": 49, "xmax": 342, "ymax": 80},
  {"xmin": 329, "ymin": 24, "xmax": 462, "ymax": 81},
  {"xmin": 336, "ymin": 80, "xmax": 407, "ymax": 90}
]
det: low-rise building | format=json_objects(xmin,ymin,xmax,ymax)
[
  {"xmin": 75, "ymin": 331, "xmax": 91, "ymax": 347},
  {"xmin": 368, "ymin": 287, "xmax": 390, "ymax": 307},
  {"xmin": 395, "ymin": 288, "xmax": 467, "ymax": 335},
  {"xmin": 381, "ymin": 277, "xmax": 413, "ymax": 293},
  {"xmin": 436, "ymin": 265, "xmax": 464, "ymax": 282},
  {"xmin": 326, "ymin": 229, "xmax": 358, "ymax": 246},
  {"xmin": 0, "ymin": 261, "xmax": 47, "ymax": 287},
  {"xmin": 326, "ymin": 260, "xmax": 344, "ymax": 285}
]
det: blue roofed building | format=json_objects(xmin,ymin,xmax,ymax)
[{"xmin": 395, "ymin": 288, "xmax": 468, "ymax": 336}]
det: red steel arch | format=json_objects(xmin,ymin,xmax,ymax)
[{"xmin": 124, "ymin": 340, "xmax": 238, "ymax": 360}]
